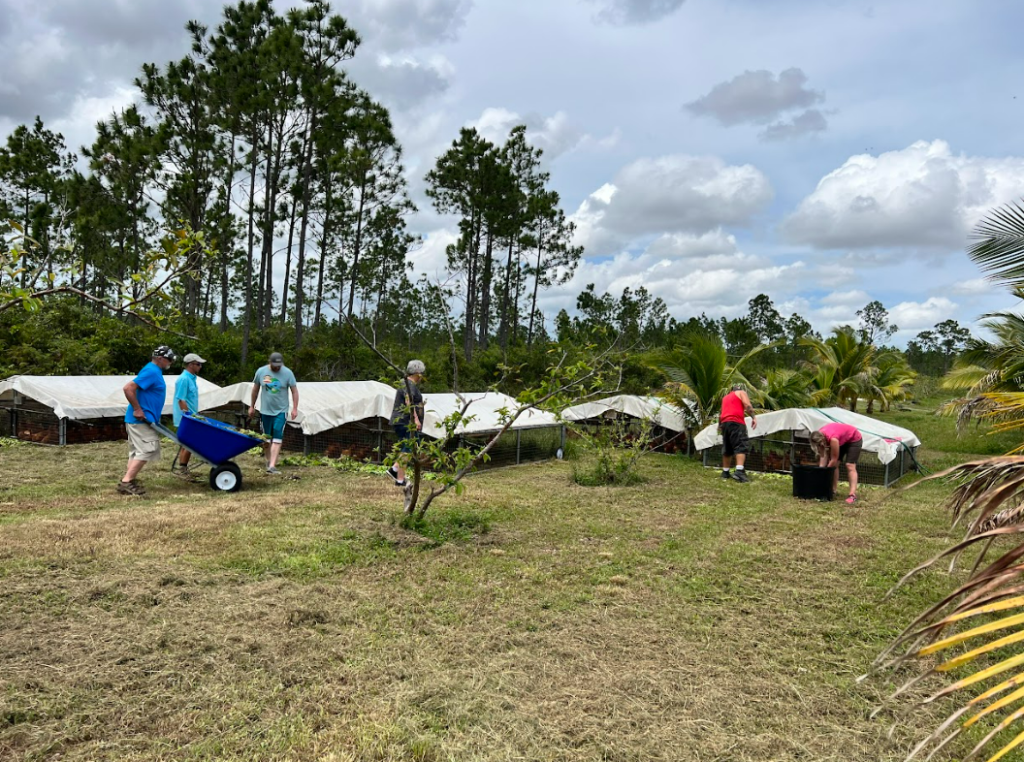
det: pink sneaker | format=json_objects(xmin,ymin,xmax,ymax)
[{"xmin": 845, "ymin": 495, "xmax": 857, "ymax": 504}]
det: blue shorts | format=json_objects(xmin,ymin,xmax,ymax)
[
  {"xmin": 393, "ymin": 423, "xmax": 422, "ymax": 453},
  {"xmin": 261, "ymin": 412, "xmax": 286, "ymax": 442}
]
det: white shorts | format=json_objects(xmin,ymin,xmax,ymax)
[{"xmin": 127, "ymin": 423, "xmax": 161, "ymax": 462}]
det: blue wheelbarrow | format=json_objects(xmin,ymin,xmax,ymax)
[{"xmin": 150, "ymin": 411, "xmax": 266, "ymax": 492}]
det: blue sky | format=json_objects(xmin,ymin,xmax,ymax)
[{"xmin": 1, "ymin": 0, "xmax": 1022, "ymax": 343}]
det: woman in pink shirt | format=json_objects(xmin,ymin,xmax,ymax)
[{"xmin": 810, "ymin": 422, "xmax": 863, "ymax": 504}]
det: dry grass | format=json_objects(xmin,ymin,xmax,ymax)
[{"xmin": 0, "ymin": 440, "xmax": 980, "ymax": 760}]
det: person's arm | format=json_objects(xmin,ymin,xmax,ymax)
[
  {"xmin": 827, "ymin": 439, "xmax": 840, "ymax": 468},
  {"xmin": 739, "ymin": 390, "xmax": 758, "ymax": 430},
  {"xmin": 290, "ymin": 384, "xmax": 299, "ymax": 420},
  {"xmin": 248, "ymin": 382, "xmax": 260, "ymax": 417},
  {"xmin": 123, "ymin": 381, "xmax": 145, "ymax": 421}
]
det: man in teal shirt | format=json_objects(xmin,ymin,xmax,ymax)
[
  {"xmin": 248, "ymin": 352, "xmax": 299, "ymax": 474},
  {"xmin": 172, "ymin": 353, "xmax": 206, "ymax": 478}
]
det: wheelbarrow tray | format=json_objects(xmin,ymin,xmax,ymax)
[{"xmin": 177, "ymin": 413, "xmax": 264, "ymax": 465}]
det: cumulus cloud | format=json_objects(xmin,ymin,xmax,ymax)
[
  {"xmin": 587, "ymin": 0, "xmax": 687, "ymax": 25},
  {"xmin": 571, "ymin": 154, "xmax": 774, "ymax": 256},
  {"xmin": 820, "ymin": 290, "xmax": 871, "ymax": 307},
  {"xmin": 889, "ymin": 296, "xmax": 958, "ymax": 331},
  {"xmin": 537, "ymin": 229, "xmax": 803, "ymax": 319},
  {"xmin": 686, "ymin": 68, "xmax": 825, "ymax": 126},
  {"xmin": 783, "ymin": 140, "xmax": 1024, "ymax": 251}
]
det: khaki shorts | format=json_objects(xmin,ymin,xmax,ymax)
[{"xmin": 127, "ymin": 423, "xmax": 161, "ymax": 462}]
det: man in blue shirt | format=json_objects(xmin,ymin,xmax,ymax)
[
  {"xmin": 248, "ymin": 352, "xmax": 299, "ymax": 474},
  {"xmin": 172, "ymin": 353, "xmax": 206, "ymax": 479},
  {"xmin": 118, "ymin": 345, "xmax": 175, "ymax": 496}
]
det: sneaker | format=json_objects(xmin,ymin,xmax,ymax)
[
  {"xmin": 732, "ymin": 470, "xmax": 751, "ymax": 483},
  {"xmin": 845, "ymin": 494, "xmax": 857, "ymax": 504},
  {"xmin": 720, "ymin": 471, "xmax": 732, "ymax": 480},
  {"xmin": 266, "ymin": 466, "xmax": 281, "ymax": 475},
  {"xmin": 117, "ymin": 480, "xmax": 145, "ymax": 496},
  {"xmin": 394, "ymin": 479, "xmax": 407, "ymax": 488}
]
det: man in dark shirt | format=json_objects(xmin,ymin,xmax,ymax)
[{"xmin": 387, "ymin": 360, "xmax": 426, "ymax": 487}]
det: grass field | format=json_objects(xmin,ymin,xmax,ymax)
[{"xmin": 0, "ymin": 400, "xmax": 1018, "ymax": 761}]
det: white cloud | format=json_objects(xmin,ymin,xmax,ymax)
[
  {"xmin": 948, "ymin": 277, "xmax": 995, "ymax": 296},
  {"xmin": 571, "ymin": 154, "xmax": 773, "ymax": 256},
  {"xmin": 466, "ymin": 107, "xmax": 620, "ymax": 162},
  {"xmin": 783, "ymin": 140, "xmax": 1024, "ymax": 251},
  {"xmin": 537, "ymin": 229, "xmax": 803, "ymax": 320},
  {"xmin": 820, "ymin": 290, "xmax": 870, "ymax": 307},
  {"xmin": 889, "ymin": 296, "xmax": 958, "ymax": 331}
]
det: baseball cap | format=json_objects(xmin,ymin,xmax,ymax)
[
  {"xmin": 269, "ymin": 352, "xmax": 284, "ymax": 365},
  {"xmin": 406, "ymin": 359, "xmax": 426, "ymax": 375},
  {"xmin": 183, "ymin": 353, "xmax": 206, "ymax": 364},
  {"xmin": 152, "ymin": 345, "xmax": 177, "ymax": 361}
]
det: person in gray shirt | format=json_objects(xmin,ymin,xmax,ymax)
[{"xmin": 248, "ymin": 352, "xmax": 299, "ymax": 474}]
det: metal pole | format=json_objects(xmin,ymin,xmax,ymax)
[
  {"xmin": 884, "ymin": 460, "xmax": 890, "ymax": 488},
  {"xmin": 516, "ymin": 429, "xmax": 521, "ymax": 466},
  {"xmin": 59, "ymin": 417, "xmax": 66, "ymax": 446}
]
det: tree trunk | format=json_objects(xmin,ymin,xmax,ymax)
[
  {"xmin": 478, "ymin": 229, "xmax": 494, "ymax": 349},
  {"xmin": 293, "ymin": 115, "xmax": 318, "ymax": 349},
  {"xmin": 314, "ymin": 183, "xmax": 332, "ymax": 328},
  {"xmin": 219, "ymin": 133, "xmax": 237, "ymax": 333},
  {"xmin": 527, "ymin": 223, "xmax": 545, "ymax": 345},
  {"xmin": 241, "ymin": 134, "xmax": 259, "ymax": 371},
  {"xmin": 346, "ymin": 173, "xmax": 369, "ymax": 319}
]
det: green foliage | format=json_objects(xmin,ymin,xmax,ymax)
[{"xmin": 569, "ymin": 416, "xmax": 654, "ymax": 487}]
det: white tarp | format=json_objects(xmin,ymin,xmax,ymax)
[
  {"xmin": 0, "ymin": 374, "xmax": 221, "ymax": 421},
  {"xmin": 422, "ymin": 392, "xmax": 561, "ymax": 439},
  {"xmin": 692, "ymin": 406, "xmax": 921, "ymax": 465},
  {"xmin": 200, "ymin": 380, "xmax": 397, "ymax": 436},
  {"xmin": 561, "ymin": 395, "xmax": 693, "ymax": 433}
]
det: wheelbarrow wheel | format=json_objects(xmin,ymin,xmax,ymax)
[{"xmin": 210, "ymin": 463, "xmax": 243, "ymax": 492}]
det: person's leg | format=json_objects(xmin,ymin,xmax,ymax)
[
  {"xmin": 846, "ymin": 463, "xmax": 858, "ymax": 498},
  {"xmin": 263, "ymin": 414, "xmax": 285, "ymax": 470},
  {"xmin": 179, "ymin": 447, "xmax": 191, "ymax": 467},
  {"xmin": 721, "ymin": 424, "xmax": 734, "ymax": 476},
  {"xmin": 121, "ymin": 458, "xmax": 146, "ymax": 484}
]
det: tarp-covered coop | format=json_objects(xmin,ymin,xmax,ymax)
[
  {"xmin": 561, "ymin": 395, "xmax": 693, "ymax": 454},
  {"xmin": 421, "ymin": 392, "xmax": 565, "ymax": 468},
  {"xmin": 0, "ymin": 374, "xmax": 221, "ymax": 445},
  {"xmin": 693, "ymin": 407, "xmax": 921, "ymax": 486},
  {"xmin": 200, "ymin": 380, "xmax": 397, "ymax": 461}
]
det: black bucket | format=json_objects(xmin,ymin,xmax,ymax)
[{"xmin": 792, "ymin": 465, "xmax": 835, "ymax": 501}]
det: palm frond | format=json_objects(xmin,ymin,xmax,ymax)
[
  {"xmin": 969, "ymin": 200, "xmax": 1024, "ymax": 289},
  {"xmin": 869, "ymin": 457, "xmax": 1024, "ymax": 761}
]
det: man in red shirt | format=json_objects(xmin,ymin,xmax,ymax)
[{"xmin": 719, "ymin": 383, "xmax": 757, "ymax": 482}]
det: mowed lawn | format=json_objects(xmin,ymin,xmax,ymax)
[{"xmin": 0, "ymin": 403, "xmax": 1018, "ymax": 762}]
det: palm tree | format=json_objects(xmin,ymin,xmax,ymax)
[
  {"xmin": 651, "ymin": 331, "xmax": 769, "ymax": 430},
  {"xmin": 865, "ymin": 352, "xmax": 917, "ymax": 413},
  {"xmin": 760, "ymin": 368, "xmax": 812, "ymax": 411},
  {"xmin": 799, "ymin": 326, "xmax": 877, "ymax": 411},
  {"xmin": 942, "ymin": 304, "xmax": 1024, "ymax": 429}
]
